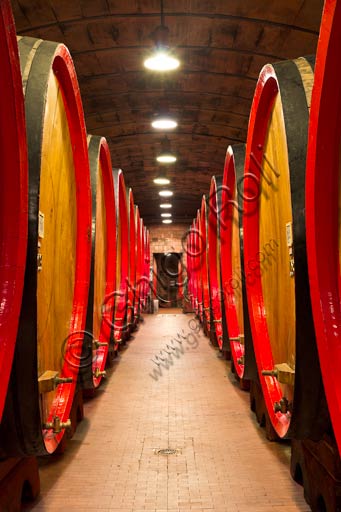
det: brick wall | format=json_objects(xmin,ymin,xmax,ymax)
[{"xmin": 149, "ymin": 223, "xmax": 189, "ymax": 257}]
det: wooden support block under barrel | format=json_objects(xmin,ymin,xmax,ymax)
[
  {"xmin": 0, "ymin": 457, "xmax": 40, "ymax": 511},
  {"xmin": 291, "ymin": 436, "xmax": 341, "ymax": 512}
]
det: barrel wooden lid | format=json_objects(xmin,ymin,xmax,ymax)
[{"xmin": 243, "ymin": 56, "xmax": 328, "ymax": 439}]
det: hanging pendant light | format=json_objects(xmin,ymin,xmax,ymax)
[
  {"xmin": 143, "ymin": 0, "xmax": 180, "ymax": 72},
  {"xmin": 156, "ymin": 136, "xmax": 177, "ymax": 164}
]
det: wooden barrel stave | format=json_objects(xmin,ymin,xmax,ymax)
[
  {"xmin": 0, "ymin": 0, "xmax": 28, "ymax": 421},
  {"xmin": 306, "ymin": 0, "xmax": 341, "ymax": 455},
  {"xmin": 243, "ymin": 56, "xmax": 329, "ymax": 439},
  {"xmin": 0, "ymin": 36, "xmax": 91, "ymax": 456}
]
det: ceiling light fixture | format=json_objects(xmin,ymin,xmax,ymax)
[
  {"xmin": 156, "ymin": 153, "xmax": 177, "ymax": 164},
  {"xmin": 143, "ymin": 1, "xmax": 180, "ymax": 72},
  {"xmin": 156, "ymin": 136, "xmax": 177, "ymax": 164},
  {"xmin": 152, "ymin": 117, "xmax": 177, "ymax": 130},
  {"xmin": 161, "ymin": 213, "xmax": 172, "ymax": 218},
  {"xmin": 160, "ymin": 203, "xmax": 172, "ymax": 209},
  {"xmin": 162, "ymin": 219, "xmax": 173, "ymax": 224},
  {"xmin": 153, "ymin": 176, "xmax": 170, "ymax": 185},
  {"xmin": 159, "ymin": 190, "xmax": 173, "ymax": 197}
]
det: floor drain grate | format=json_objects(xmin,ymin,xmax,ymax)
[{"xmin": 155, "ymin": 448, "xmax": 178, "ymax": 455}]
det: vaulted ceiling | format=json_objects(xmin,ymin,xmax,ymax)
[{"xmin": 12, "ymin": 0, "xmax": 324, "ymax": 224}]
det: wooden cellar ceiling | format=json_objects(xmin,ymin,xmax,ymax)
[{"xmin": 12, "ymin": 0, "xmax": 324, "ymax": 225}]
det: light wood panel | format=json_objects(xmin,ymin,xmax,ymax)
[
  {"xmin": 259, "ymin": 92, "xmax": 296, "ymax": 377},
  {"xmin": 231, "ymin": 183, "xmax": 244, "ymax": 336},
  {"xmin": 37, "ymin": 71, "xmax": 77, "ymax": 423},
  {"xmin": 93, "ymin": 160, "xmax": 107, "ymax": 341}
]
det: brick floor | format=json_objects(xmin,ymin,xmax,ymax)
[{"xmin": 26, "ymin": 311, "xmax": 309, "ymax": 511}]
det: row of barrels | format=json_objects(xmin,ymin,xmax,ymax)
[
  {"xmin": 187, "ymin": 0, "xmax": 341, "ymax": 457},
  {"xmin": 0, "ymin": 0, "xmax": 150, "ymax": 456}
]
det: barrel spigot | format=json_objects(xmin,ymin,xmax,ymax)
[
  {"xmin": 92, "ymin": 340, "xmax": 108, "ymax": 350},
  {"xmin": 93, "ymin": 367, "xmax": 106, "ymax": 379},
  {"xmin": 44, "ymin": 416, "xmax": 71, "ymax": 434},
  {"xmin": 274, "ymin": 397, "xmax": 291, "ymax": 414},
  {"xmin": 38, "ymin": 370, "xmax": 73, "ymax": 393},
  {"xmin": 262, "ymin": 369, "xmax": 279, "ymax": 378}
]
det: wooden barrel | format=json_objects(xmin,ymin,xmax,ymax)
[
  {"xmin": 200, "ymin": 195, "xmax": 213, "ymax": 335},
  {"xmin": 80, "ymin": 135, "xmax": 116, "ymax": 392},
  {"xmin": 191, "ymin": 218, "xmax": 199, "ymax": 314},
  {"xmin": 177, "ymin": 257, "xmax": 184, "ymax": 303},
  {"xmin": 134, "ymin": 205, "xmax": 142, "ymax": 325},
  {"xmin": 143, "ymin": 227, "xmax": 151, "ymax": 307},
  {"xmin": 126, "ymin": 188, "xmax": 136, "ymax": 331},
  {"xmin": 220, "ymin": 145, "xmax": 257, "ymax": 383},
  {"xmin": 243, "ymin": 56, "xmax": 329, "ymax": 439},
  {"xmin": 140, "ymin": 219, "xmax": 147, "ymax": 308},
  {"xmin": 188, "ymin": 220, "xmax": 197, "ymax": 311},
  {"xmin": 113, "ymin": 169, "xmax": 129, "ymax": 345},
  {"xmin": 0, "ymin": 37, "xmax": 92, "ymax": 455},
  {"xmin": 306, "ymin": 0, "xmax": 341, "ymax": 455},
  {"xmin": 195, "ymin": 210, "xmax": 204, "ymax": 321},
  {"xmin": 208, "ymin": 176, "xmax": 229, "ymax": 350},
  {"xmin": 0, "ymin": 0, "xmax": 28, "ymax": 422}
]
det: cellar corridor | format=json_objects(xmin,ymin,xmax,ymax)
[{"xmin": 27, "ymin": 311, "xmax": 308, "ymax": 512}]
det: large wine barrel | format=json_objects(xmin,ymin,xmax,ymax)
[
  {"xmin": 208, "ymin": 176, "xmax": 229, "ymax": 350},
  {"xmin": 113, "ymin": 169, "xmax": 129, "ymax": 345},
  {"xmin": 140, "ymin": 218, "xmax": 147, "ymax": 308},
  {"xmin": 220, "ymin": 145, "xmax": 257, "ymax": 382},
  {"xmin": 81, "ymin": 135, "xmax": 116, "ymax": 392},
  {"xmin": 0, "ymin": 1, "xmax": 28, "ymax": 422},
  {"xmin": 0, "ymin": 37, "xmax": 92, "ymax": 455},
  {"xmin": 143, "ymin": 226, "xmax": 150, "ymax": 307},
  {"xmin": 195, "ymin": 210, "xmax": 203, "ymax": 321},
  {"xmin": 191, "ymin": 217, "xmax": 200, "ymax": 315},
  {"xmin": 134, "ymin": 205, "xmax": 142, "ymax": 325},
  {"xmin": 306, "ymin": 0, "xmax": 341, "ymax": 455},
  {"xmin": 188, "ymin": 219, "xmax": 197, "ymax": 312},
  {"xmin": 243, "ymin": 56, "xmax": 329, "ymax": 439},
  {"xmin": 126, "ymin": 188, "xmax": 136, "ymax": 331},
  {"xmin": 200, "ymin": 195, "xmax": 212, "ymax": 335}
]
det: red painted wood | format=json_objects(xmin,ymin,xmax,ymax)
[
  {"xmin": 306, "ymin": 0, "xmax": 341, "ymax": 456},
  {"xmin": 44, "ymin": 43, "xmax": 92, "ymax": 453},
  {"xmin": 0, "ymin": 0, "xmax": 28, "ymax": 421},
  {"xmin": 208, "ymin": 177, "xmax": 224, "ymax": 349},
  {"xmin": 221, "ymin": 146, "xmax": 245, "ymax": 379},
  {"xmin": 242, "ymin": 64, "xmax": 289, "ymax": 438},
  {"xmin": 200, "ymin": 196, "xmax": 211, "ymax": 333},
  {"xmin": 92, "ymin": 138, "xmax": 116, "ymax": 389}
]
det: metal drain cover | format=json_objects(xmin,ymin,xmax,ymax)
[{"xmin": 155, "ymin": 448, "xmax": 177, "ymax": 455}]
